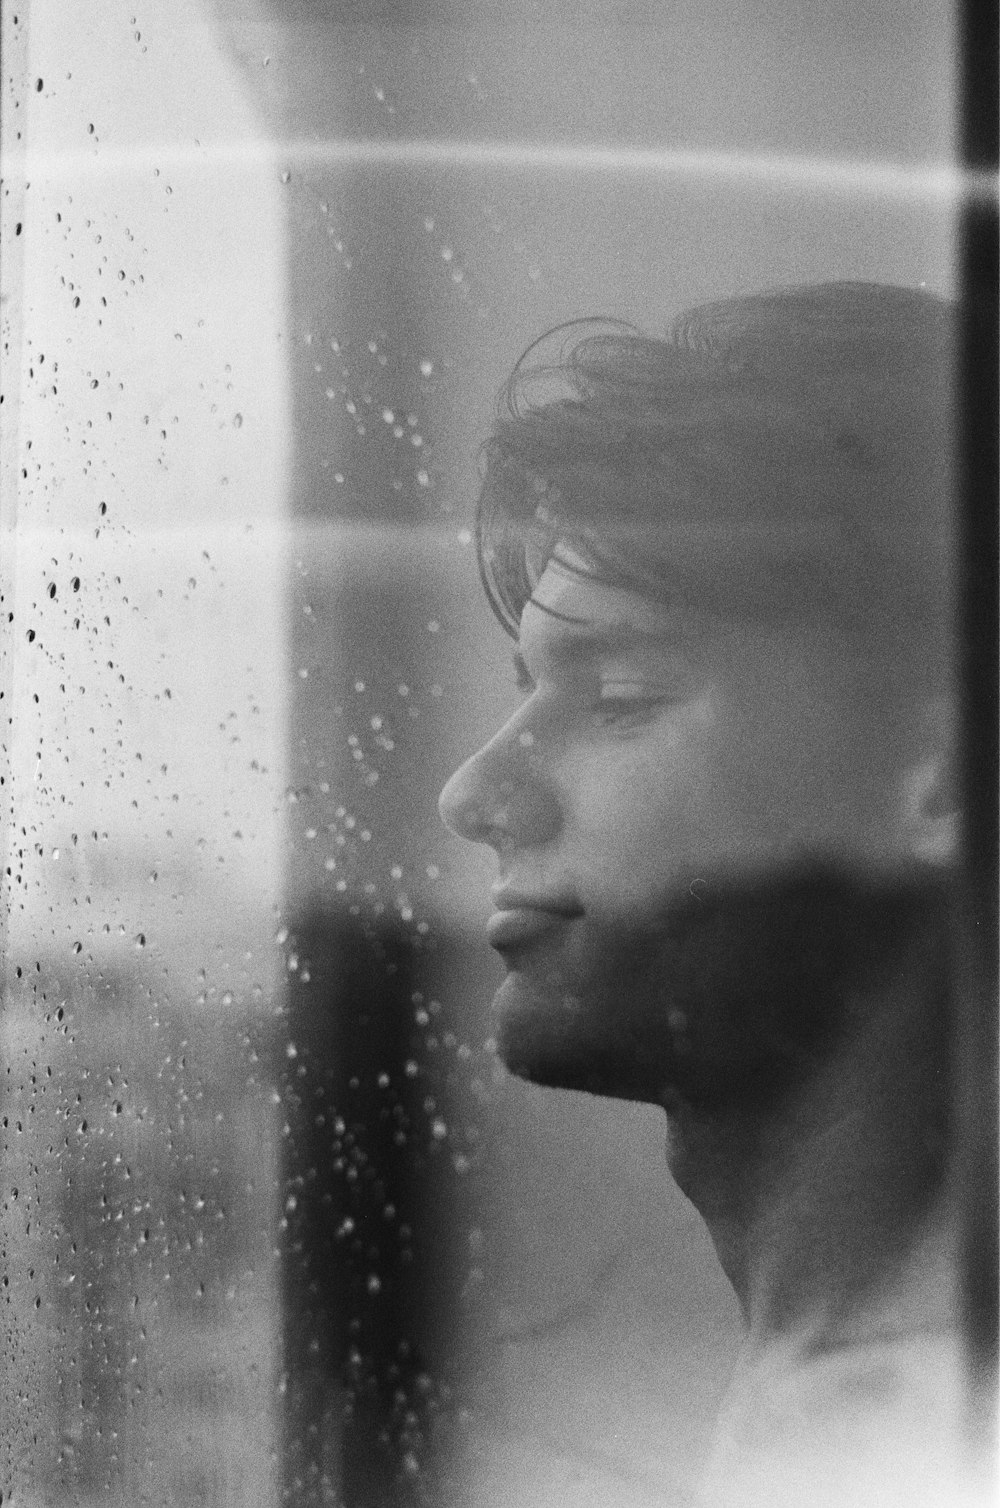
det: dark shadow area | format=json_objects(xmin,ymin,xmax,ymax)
[
  {"xmin": 278, "ymin": 910, "xmax": 479, "ymax": 1507},
  {"xmin": 955, "ymin": 0, "xmax": 999, "ymax": 1412}
]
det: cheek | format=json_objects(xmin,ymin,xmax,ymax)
[
  {"xmin": 709, "ymin": 667, "xmax": 894, "ymax": 855},
  {"xmin": 564, "ymin": 700, "xmax": 723, "ymax": 903}
]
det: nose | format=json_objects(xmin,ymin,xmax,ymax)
[{"xmin": 438, "ymin": 711, "xmax": 562, "ymax": 852}]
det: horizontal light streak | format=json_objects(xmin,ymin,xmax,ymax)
[{"xmin": 3, "ymin": 136, "xmax": 995, "ymax": 204}]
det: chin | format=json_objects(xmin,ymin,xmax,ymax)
[
  {"xmin": 490, "ymin": 967, "xmax": 673, "ymax": 1102},
  {"xmin": 485, "ymin": 865, "xmax": 951, "ymax": 1112}
]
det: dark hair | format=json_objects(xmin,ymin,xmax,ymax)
[{"xmin": 476, "ymin": 283, "xmax": 957, "ymax": 674}]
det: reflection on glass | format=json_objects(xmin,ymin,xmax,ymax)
[{"xmin": 2, "ymin": 1, "xmax": 982, "ymax": 1506}]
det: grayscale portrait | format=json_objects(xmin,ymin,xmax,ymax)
[{"xmin": 1, "ymin": 3, "xmax": 995, "ymax": 1507}]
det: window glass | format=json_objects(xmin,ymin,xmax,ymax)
[{"xmin": 1, "ymin": 2, "xmax": 962, "ymax": 1504}]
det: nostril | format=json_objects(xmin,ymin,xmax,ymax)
[{"xmin": 438, "ymin": 760, "xmax": 485, "ymax": 840}]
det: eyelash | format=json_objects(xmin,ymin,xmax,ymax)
[
  {"xmin": 512, "ymin": 660, "xmax": 684, "ymax": 729},
  {"xmin": 594, "ymin": 687, "xmax": 671, "ymax": 726},
  {"xmin": 514, "ymin": 672, "xmax": 671, "ymax": 731}
]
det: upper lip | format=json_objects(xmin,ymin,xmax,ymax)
[{"xmin": 490, "ymin": 887, "xmax": 583, "ymax": 916}]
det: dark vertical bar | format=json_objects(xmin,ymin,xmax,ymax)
[
  {"xmin": 274, "ymin": 0, "xmax": 470, "ymax": 1492},
  {"xmin": 956, "ymin": 0, "xmax": 999, "ymax": 1415},
  {"xmin": 280, "ymin": 544, "xmax": 473, "ymax": 1501},
  {"xmin": 279, "ymin": 912, "xmax": 430, "ymax": 1507}
]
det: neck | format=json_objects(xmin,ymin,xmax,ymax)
[
  {"xmin": 663, "ymin": 886, "xmax": 953, "ymax": 1345},
  {"xmin": 662, "ymin": 1099, "xmax": 766, "ymax": 1312}
]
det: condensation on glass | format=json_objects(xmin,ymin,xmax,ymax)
[
  {"xmin": 0, "ymin": 2, "xmax": 961, "ymax": 1507},
  {"xmin": 0, "ymin": 5, "xmax": 287, "ymax": 1503}
]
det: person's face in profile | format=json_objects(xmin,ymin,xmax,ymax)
[{"xmin": 438, "ymin": 545, "xmax": 949, "ymax": 1101}]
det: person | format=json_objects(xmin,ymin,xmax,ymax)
[{"xmin": 437, "ymin": 284, "xmax": 993, "ymax": 1505}]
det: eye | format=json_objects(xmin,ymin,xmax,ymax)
[{"xmin": 594, "ymin": 683, "xmax": 672, "ymax": 727}]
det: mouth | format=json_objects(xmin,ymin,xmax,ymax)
[{"xmin": 486, "ymin": 895, "xmax": 584, "ymax": 952}]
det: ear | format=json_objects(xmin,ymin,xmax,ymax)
[{"xmin": 899, "ymin": 697, "xmax": 959, "ymax": 864}]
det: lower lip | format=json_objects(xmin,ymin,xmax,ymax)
[{"xmin": 487, "ymin": 908, "xmax": 579, "ymax": 949}]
